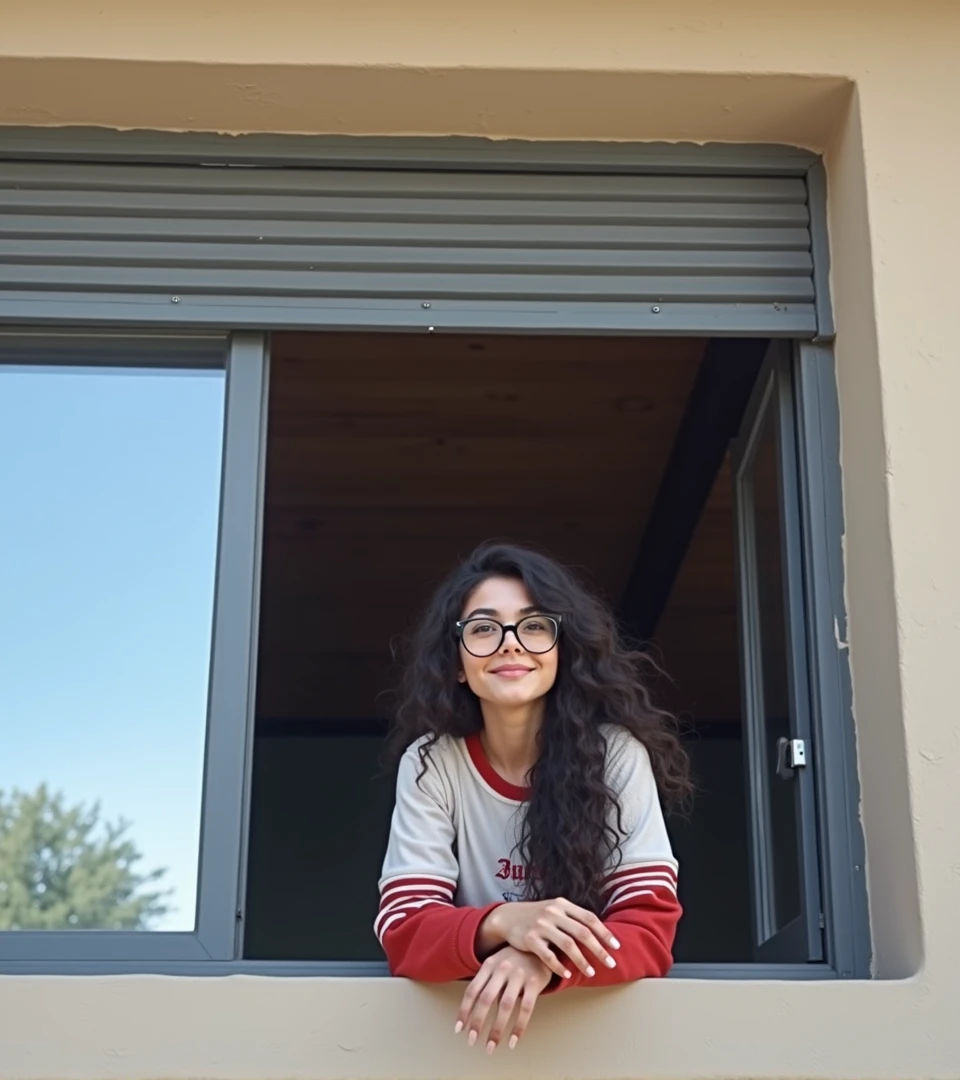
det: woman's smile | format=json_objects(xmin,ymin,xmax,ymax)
[{"xmin": 488, "ymin": 663, "xmax": 535, "ymax": 679}]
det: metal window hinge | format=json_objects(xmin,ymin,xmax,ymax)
[{"xmin": 776, "ymin": 737, "xmax": 808, "ymax": 779}]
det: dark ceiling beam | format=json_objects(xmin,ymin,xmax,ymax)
[{"xmin": 619, "ymin": 337, "xmax": 769, "ymax": 642}]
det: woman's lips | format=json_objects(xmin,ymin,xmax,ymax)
[{"xmin": 490, "ymin": 666, "xmax": 534, "ymax": 678}]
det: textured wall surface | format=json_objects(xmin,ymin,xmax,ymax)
[{"xmin": 1, "ymin": 2, "xmax": 958, "ymax": 1077}]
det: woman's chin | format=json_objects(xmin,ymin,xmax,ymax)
[{"xmin": 483, "ymin": 684, "xmax": 546, "ymax": 707}]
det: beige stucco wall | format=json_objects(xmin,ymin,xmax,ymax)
[{"xmin": 1, "ymin": 1, "xmax": 959, "ymax": 1077}]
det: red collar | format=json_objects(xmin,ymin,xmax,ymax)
[{"xmin": 465, "ymin": 733, "xmax": 531, "ymax": 802}]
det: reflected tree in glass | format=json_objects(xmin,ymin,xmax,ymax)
[{"xmin": 0, "ymin": 785, "xmax": 170, "ymax": 930}]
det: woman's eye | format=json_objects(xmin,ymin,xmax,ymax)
[
  {"xmin": 469, "ymin": 623, "xmax": 496, "ymax": 635},
  {"xmin": 523, "ymin": 620, "xmax": 546, "ymax": 632}
]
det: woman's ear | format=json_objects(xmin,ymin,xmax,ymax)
[{"xmin": 457, "ymin": 670, "xmax": 467, "ymax": 683}]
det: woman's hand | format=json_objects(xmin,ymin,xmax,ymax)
[
  {"xmin": 477, "ymin": 898, "xmax": 620, "ymax": 980},
  {"xmin": 455, "ymin": 946, "xmax": 551, "ymax": 1053}
]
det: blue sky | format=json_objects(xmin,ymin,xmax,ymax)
[{"xmin": 0, "ymin": 362, "xmax": 225, "ymax": 931}]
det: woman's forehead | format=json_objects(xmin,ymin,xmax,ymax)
[{"xmin": 461, "ymin": 576, "xmax": 535, "ymax": 617}]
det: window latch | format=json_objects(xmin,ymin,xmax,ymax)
[{"xmin": 776, "ymin": 737, "xmax": 807, "ymax": 780}]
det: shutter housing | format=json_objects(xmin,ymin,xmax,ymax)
[{"xmin": 0, "ymin": 158, "xmax": 821, "ymax": 335}]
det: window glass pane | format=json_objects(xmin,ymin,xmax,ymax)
[
  {"xmin": 0, "ymin": 362, "xmax": 225, "ymax": 932},
  {"xmin": 749, "ymin": 404, "xmax": 802, "ymax": 932}
]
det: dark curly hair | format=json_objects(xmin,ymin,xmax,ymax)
[{"xmin": 389, "ymin": 541, "xmax": 691, "ymax": 915}]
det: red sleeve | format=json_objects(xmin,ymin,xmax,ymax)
[
  {"xmin": 376, "ymin": 879, "xmax": 503, "ymax": 981},
  {"xmin": 379, "ymin": 744, "xmax": 506, "ymax": 981},
  {"xmin": 550, "ymin": 863, "xmax": 681, "ymax": 990}
]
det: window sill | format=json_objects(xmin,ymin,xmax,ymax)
[
  {"xmin": 1, "ymin": 965, "xmax": 946, "ymax": 1080},
  {"xmin": 0, "ymin": 958, "xmax": 842, "ymax": 978}
]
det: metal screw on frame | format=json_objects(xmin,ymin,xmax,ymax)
[
  {"xmin": 651, "ymin": 305, "xmax": 661, "ymax": 314},
  {"xmin": 422, "ymin": 302, "xmax": 432, "ymax": 309},
  {"xmin": 171, "ymin": 296, "xmax": 181, "ymax": 304}
]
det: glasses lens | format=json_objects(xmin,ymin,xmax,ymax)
[
  {"xmin": 517, "ymin": 615, "xmax": 559, "ymax": 653},
  {"xmin": 460, "ymin": 619, "xmax": 503, "ymax": 657}
]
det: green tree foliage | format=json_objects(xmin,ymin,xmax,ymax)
[{"xmin": 0, "ymin": 785, "xmax": 170, "ymax": 931}]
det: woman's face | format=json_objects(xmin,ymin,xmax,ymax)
[{"xmin": 457, "ymin": 576, "xmax": 559, "ymax": 709}]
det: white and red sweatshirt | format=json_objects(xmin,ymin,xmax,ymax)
[{"xmin": 376, "ymin": 727, "xmax": 680, "ymax": 988}]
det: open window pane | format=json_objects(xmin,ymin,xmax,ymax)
[
  {"xmin": 0, "ymin": 361, "xmax": 225, "ymax": 934},
  {"xmin": 740, "ymin": 397, "xmax": 802, "ymax": 932},
  {"xmin": 733, "ymin": 349, "xmax": 823, "ymax": 962}
]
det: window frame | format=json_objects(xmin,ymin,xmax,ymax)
[
  {"xmin": 0, "ymin": 331, "xmax": 267, "ymax": 964},
  {"xmin": 0, "ymin": 332, "xmax": 867, "ymax": 978},
  {"xmin": 791, "ymin": 341, "xmax": 870, "ymax": 980},
  {"xmin": 0, "ymin": 135, "xmax": 868, "ymax": 979}
]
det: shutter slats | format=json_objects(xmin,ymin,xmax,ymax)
[
  {"xmin": 0, "ymin": 265, "xmax": 815, "ymax": 303},
  {"xmin": 0, "ymin": 240, "xmax": 814, "ymax": 276},
  {"xmin": 0, "ymin": 190, "xmax": 809, "ymax": 226},
  {"xmin": 0, "ymin": 162, "xmax": 818, "ymax": 334},
  {"xmin": 0, "ymin": 291, "xmax": 816, "ymax": 335},
  {"xmin": 0, "ymin": 163, "xmax": 809, "ymax": 202},
  {"xmin": 0, "ymin": 216, "xmax": 813, "ymax": 251}
]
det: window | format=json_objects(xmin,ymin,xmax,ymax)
[
  {"xmin": 0, "ymin": 334, "xmax": 263, "ymax": 967},
  {"xmin": 0, "ymin": 331, "xmax": 866, "ymax": 977},
  {"xmin": 1, "ymin": 356, "xmax": 221, "ymax": 937},
  {"xmin": 240, "ymin": 332, "xmax": 865, "ymax": 976}
]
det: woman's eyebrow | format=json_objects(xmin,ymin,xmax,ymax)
[{"xmin": 462, "ymin": 605, "xmax": 541, "ymax": 619}]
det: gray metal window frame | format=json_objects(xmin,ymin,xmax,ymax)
[
  {"xmin": 0, "ymin": 330, "xmax": 266, "ymax": 964},
  {"xmin": 792, "ymin": 341, "xmax": 870, "ymax": 980},
  {"xmin": 733, "ymin": 344, "xmax": 824, "ymax": 964},
  {"xmin": 0, "ymin": 132, "xmax": 868, "ymax": 978}
]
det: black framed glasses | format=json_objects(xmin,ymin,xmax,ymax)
[{"xmin": 455, "ymin": 614, "xmax": 562, "ymax": 658}]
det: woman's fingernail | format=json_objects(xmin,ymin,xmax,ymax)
[
  {"xmin": 563, "ymin": 970, "xmax": 572, "ymax": 979},
  {"xmin": 454, "ymin": 1021, "xmax": 463, "ymax": 1034},
  {"xmin": 606, "ymin": 956, "xmax": 617, "ymax": 968},
  {"xmin": 610, "ymin": 938, "xmax": 621, "ymax": 949},
  {"xmin": 509, "ymin": 1036, "xmax": 519, "ymax": 1050},
  {"xmin": 586, "ymin": 966, "xmax": 596, "ymax": 977},
  {"xmin": 486, "ymin": 1041, "xmax": 497, "ymax": 1056},
  {"xmin": 468, "ymin": 1031, "xmax": 478, "ymax": 1047}
]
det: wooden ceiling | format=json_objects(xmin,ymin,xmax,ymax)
[{"xmin": 256, "ymin": 332, "xmax": 741, "ymax": 723}]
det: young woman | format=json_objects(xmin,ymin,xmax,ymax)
[{"xmin": 376, "ymin": 543, "xmax": 691, "ymax": 1053}]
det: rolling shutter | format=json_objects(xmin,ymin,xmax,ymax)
[{"xmin": 0, "ymin": 160, "xmax": 819, "ymax": 335}]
